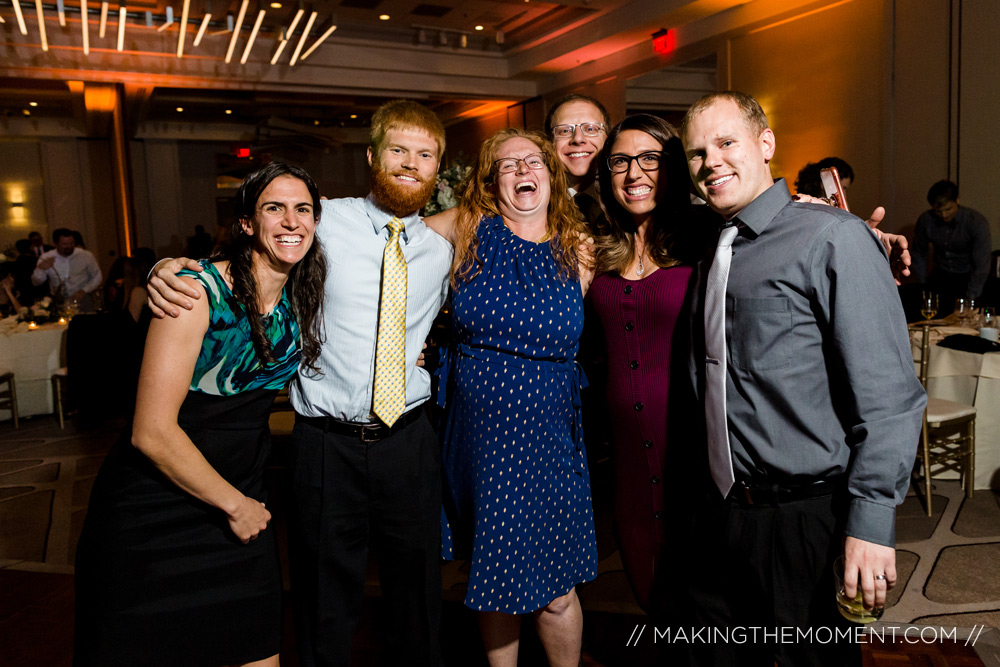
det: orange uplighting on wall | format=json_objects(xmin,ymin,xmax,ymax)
[
  {"xmin": 84, "ymin": 85, "xmax": 117, "ymax": 112},
  {"xmin": 652, "ymin": 28, "xmax": 674, "ymax": 54}
]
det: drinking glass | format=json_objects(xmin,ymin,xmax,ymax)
[
  {"xmin": 921, "ymin": 292, "xmax": 938, "ymax": 321},
  {"xmin": 834, "ymin": 556, "xmax": 884, "ymax": 624}
]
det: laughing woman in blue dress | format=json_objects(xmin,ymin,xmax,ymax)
[
  {"xmin": 427, "ymin": 128, "xmax": 597, "ymax": 667},
  {"xmin": 74, "ymin": 163, "xmax": 326, "ymax": 667}
]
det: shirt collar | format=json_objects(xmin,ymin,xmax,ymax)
[
  {"xmin": 364, "ymin": 193, "xmax": 422, "ymax": 240},
  {"xmin": 729, "ymin": 178, "xmax": 791, "ymax": 236}
]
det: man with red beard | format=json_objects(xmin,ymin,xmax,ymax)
[{"xmin": 148, "ymin": 100, "xmax": 453, "ymax": 667}]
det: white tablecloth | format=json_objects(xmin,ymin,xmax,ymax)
[
  {"xmin": 0, "ymin": 319, "xmax": 68, "ymax": 420},
  {"xmin": 911, "ymin": 326, "xmax": 1000, "ymax": 490}
]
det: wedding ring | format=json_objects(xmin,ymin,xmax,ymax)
[{"xmin": 874, "ymin": 574, "xmax": 887, "ymax": 581}]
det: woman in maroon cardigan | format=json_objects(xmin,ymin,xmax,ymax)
[{"xmin": 587, "ymin": 114, "xmax": 705, "ymax": 615}]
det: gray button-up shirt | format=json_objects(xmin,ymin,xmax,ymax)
[
  {"xmin": 719, "ymin": 179, "xmax": 925, "ymax": 547},
  {"xmin": 289, "ymin": 194, "xmax": 453, "ymax": 422}
]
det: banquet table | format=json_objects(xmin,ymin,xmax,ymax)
[
  {"xmin": 0, "ymin": 318, "xmax": 68, "ymax": 421},
  {"xmin": 910, "ymin": 325, "xmax": 1000, "ymax": 491}
]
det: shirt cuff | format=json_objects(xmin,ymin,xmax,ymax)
[{"xmin": 845, "ymin": 497, "xmax": 896, "ymax": 547}]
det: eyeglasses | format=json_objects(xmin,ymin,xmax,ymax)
[
  {"xmin": 493, "ymin": 153, "xmax": 547, "ymax": 174},
  {"xmin": 550, "ymin": 122, "xmax": 606, "ymax": 139},
  {"xmin": 607, "ymin": 151, "xmax": 663, "ymax": 174}
]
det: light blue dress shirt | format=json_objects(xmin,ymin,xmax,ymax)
[{"xmin": 289, "ymin": 194, "xmax": 453, "ymax": 422}]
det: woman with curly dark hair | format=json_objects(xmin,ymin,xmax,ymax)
[
  {"xmin": 75, "ymin": 162, "xmax": 326, "ymax": 667},
  {"xmin": 589, "ymin": 113, "xmax": 706, "ymax": 617},
  {"xmin": 428, "ymin": 128, "xmax": 597, "ymax": 667}
]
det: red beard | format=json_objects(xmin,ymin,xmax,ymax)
[{"xmin": 369, "ymin": 164, "xmax": 437, "ymax": 217}]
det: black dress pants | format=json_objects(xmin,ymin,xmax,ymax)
[
  {"xmin": 286, "ymin": 413, "xmax": 442, "ymax": 667},
  {"xmin": 681, "ymin": 490, "xmax": 862, "ymax": 667}
]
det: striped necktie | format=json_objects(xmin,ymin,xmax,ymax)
[
  {"xmin": 704, "ymin": 223, "xmax": 739, "ymax": 497},
  {"xmin": 373, "ymin": 217, "xmax": 407, "ymax": 426}
]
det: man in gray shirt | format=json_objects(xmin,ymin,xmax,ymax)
[{"xmin": 678, "ymin": 91, "xmax": 925, "ymax": 666}]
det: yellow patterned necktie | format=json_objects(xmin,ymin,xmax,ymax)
[{"xmin": 373, "ymin": 217, "xmax": 408, "ymax": 426}]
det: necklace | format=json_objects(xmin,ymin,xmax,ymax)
[{"xmin": 635, "ymin": 237, "xmax": 646, "ymax": 277}]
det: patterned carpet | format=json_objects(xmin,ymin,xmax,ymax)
[{"xmin": 2, "ymin": 413, "xmax": 999, "ymax": 665}]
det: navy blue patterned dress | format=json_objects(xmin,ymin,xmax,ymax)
[
  {"xmin": 75, "ymin": 262, "xmax": 299, "ymax": 667},
  {"xmin": 440, "ymin": 216, "xmax": 598, "ymax": 614}
]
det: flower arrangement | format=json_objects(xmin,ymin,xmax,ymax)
[
  {"xmin": 17, "ymin": 296, "xmax": 61, "ymax": 324},
  {"xmin": 422, "ymin": 159, "xmax": 471, "ymax": 217}
]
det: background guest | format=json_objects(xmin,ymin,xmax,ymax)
[
  {"xmin": 912, "ymin": 179, "xmax": 991, "ymax": 312},
  {"xmin": 30, "ymin": 228, "xmax": 102, "ymax": 312}
]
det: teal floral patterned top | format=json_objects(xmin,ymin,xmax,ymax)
[{"xmin": 178, "ymin": 261, "xmax": 300, "ymax": 395}]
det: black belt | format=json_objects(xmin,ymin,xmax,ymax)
[
  {"xmin": 728, "ymin": 477, "xmax": 845, "ymax": 506},
  {"xmin": 297, "ymin": 408, "xmax": 423, "ymax": 443}
]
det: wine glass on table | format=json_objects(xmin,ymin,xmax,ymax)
[{"xmin": 922, "ymin": 292, "xmax": 938, "ymax": 321}]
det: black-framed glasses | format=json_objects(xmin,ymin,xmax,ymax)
[
  {"xmin": 607, "ymin": 151, "xmax": 663, "ymax": 174},
  {"xmin": 493, "ymin": 153, "xmax": 547, "ymax": 174},
  {"xmin": 550, "ymin": 122, "xmax": 606, "ymax": 139}
]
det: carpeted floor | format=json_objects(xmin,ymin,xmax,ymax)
[{"xmin": 2, "ymin": 413, "xmax": 999, "ymax": 665}]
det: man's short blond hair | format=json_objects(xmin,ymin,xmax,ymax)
[
  {"xmin": 369, "ymin": 99, "xmax": 446, "ymax": 159},
  {"xmin": 681, "ymin": 91, "xmax": 769, "ymax": 139}
]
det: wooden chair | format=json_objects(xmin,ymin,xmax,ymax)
[
  {"xmin": 52, "ymin": 367, "xmax": 68, "ymax": 429},
  {"xmin": 0, "ymin": 369, "xmax": 18, "ymax": 429},
  {"xmin": 914, "ymin": 324, "xmax": 976, "ymax": 515}
]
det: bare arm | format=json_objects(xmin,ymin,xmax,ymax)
[
  {"xmin": 146, "ymin": 257, "xmax": 206, "ymax": 318},
  {"xmin": 864, "ymin": 207, "xmax": 911, "ymax": 286},
  {"xmin": 423, "ymin": 207, "xmax": 459, "ymax": 245},
  {"xmin": 1, "ymin": 276, "xmax": 22, "ymax": 311},
  {"xmin": 132, "ymin": 277, "xmax": 270, "ymax": 543}
]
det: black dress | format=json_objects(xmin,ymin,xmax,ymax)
[{"xmin": 74, "ymin": 263, "xmax": 301, "ymax": 666}]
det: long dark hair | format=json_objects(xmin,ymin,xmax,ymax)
[
  {"xmin": 596, "ymin": 114, "xmax": 695, "ymax": 275},
  {"xmin": 216, "ymin": 162, "xmax": 326, "ymax": 373}
]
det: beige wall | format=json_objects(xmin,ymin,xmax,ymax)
[
  {"xmin": 725, "ymin": 0, "xmax": 888, "ymax": 220},
  {"xmin": 957, "ymin": 0, "xmax": 1000, "ymax": 249}
]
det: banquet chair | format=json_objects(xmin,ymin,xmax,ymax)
[
  {"xmin": 914, "ymin": 325, "xmax": 976, "ymax": 515},
  {"xmin": 52, "ymin": 367, "xmax": 68, "ymax": 429},
  {"xmin": 0, "ymin": 369, "xmax": 18, "ymax": 429}
]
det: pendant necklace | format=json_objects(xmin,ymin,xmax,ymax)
[{"xmin": 635, "ymin": 237, "xmax": 645, "ymax": 277}]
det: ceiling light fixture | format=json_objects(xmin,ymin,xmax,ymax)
[
  {"xmin": 288, "ymin": 10, "xmax": 317, "ymax": 66},
  {"xmin": 29, "ymin": 101, "xmax": 39, "ymax": 107},
  {"xmin": 474, "ymin": 25, "xmax": 483, "ymax": 31},
  {"xmin": 224, "ymin": 0, "xmax": 248, "ymax": 63},
  {"xmin": 23, "ymin": 109, "xmax": 31, "ymax": 116},
  {"xmin": 56, "ymin": 0, "xmax": 65, "ymax": 26},
  {"xmin": 379, "ymin": 14, "xmax": 389, "ymax": 21},
  {"xmin": 350, "ymin": 114, "xmax": 357, "ymax": 119},
  {"xmin": 300, "ymin": 22, "xmax": 336, "ymax": 61},
  {"xmin": 225, "ymin": 109, "xmax": 232, "ymax": 114},
  {"xmin": 176, "ymin": 107, "xmax": 184, "ymax": 112},
  {"xmin": 81, "ymin": 0, "xmax": 90, "ymax": 55},
  {"xmin": 269, "ymin": 1, "xmax": 281, "ymax": 7},
  {"xmin": 270, "ymin": 8, "xmax": 303, "ymax": 64},
  {"xmin": 193, "ymin": 12, "xmax": 211, "ymax": 46},
  {"xmin": 34, "ymin": 0, "xmax": 48, "ymax": 51},
  {"xmin": 157, "ymin": 5, "xmax": 174, "ymax": 32},
  {"xmin": 240, "ymin": 8, "xmax": 266, "ymax": 64},
  {"xmin": 176, "ymin": 0, "xmax": 190, "ymax": 57},
  {"xmin": 99, "ymin": 0, "xmax": 108, "ymax": 38},
  {"xmin": 116, "ymin": 5, "xmax": 126, "ymax": 51},
  {"xmin": 11, "ymin": 0, "xmax": 27, "ymax": 35}
]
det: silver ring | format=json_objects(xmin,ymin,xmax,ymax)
[{"xmin": 874, "ymin": 574, "xmax": 887, "ymax": 581}]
